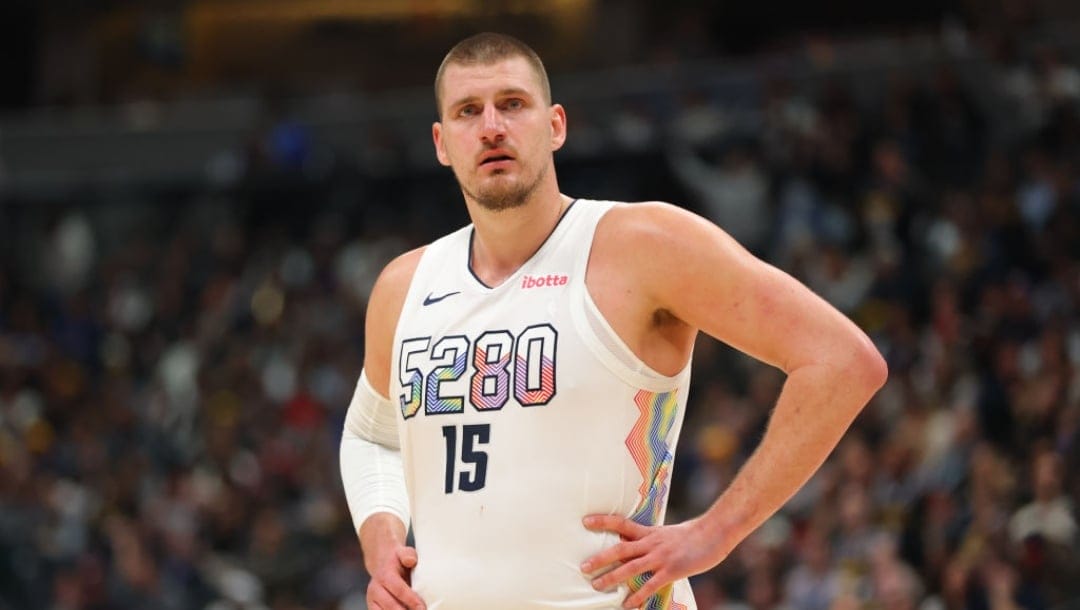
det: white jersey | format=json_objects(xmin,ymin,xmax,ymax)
[{"xmin": 389, "ymin": 199, "xmax": 696, "ymax": 610}]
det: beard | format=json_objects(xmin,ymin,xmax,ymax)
[{"xmin": 458, "ymin": 162, "xmax": 547, "ymax": 212}]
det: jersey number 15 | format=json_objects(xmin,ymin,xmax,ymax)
[{"xmin": 441, "ymin": 424, "xmax": 488, "ymax": 493}]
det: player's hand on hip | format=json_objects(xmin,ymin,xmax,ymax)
[
  {"xmin": 366, "ymin": 544, "xmax": 425, "ymax": 610},
  {"xmin": 580, "ymin": 514, "xmax": 724, "ymax": 609}
]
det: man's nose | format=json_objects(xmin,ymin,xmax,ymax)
[{"xmin": 480, "ymin": 106, "xmax": 506, "ymax": 143}]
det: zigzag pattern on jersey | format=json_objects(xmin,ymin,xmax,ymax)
[
  {"xmin": 625, "ymin": 389, "xmax": 688, "ymax": 610},
  {"xmin": 426, "ymin": 347, "xmax": 468, "ymax": 413},
  {"xmin": 513, "ymin": 354, "xmax": 555, "ymax": 403},
  {"xmin": 471, "ymin": 346, "xmax": 510, "ymax": 410}
]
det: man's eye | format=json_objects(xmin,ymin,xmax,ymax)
[
  {"xmin": 459, "ymin": 106, "xmax": 478, "ymax": 117},
  {"xmin": 505, "ymin": 99, "xmax": 524, "ymax": 110}
]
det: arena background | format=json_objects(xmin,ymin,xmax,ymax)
[{"xmin": 1, "ymin": 1, "xmax": 1079, "ymax": 609}]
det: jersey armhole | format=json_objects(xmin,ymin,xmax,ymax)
[{"xmin": 569, "ymin": 202, "xmax": 691, "ymax": 392}]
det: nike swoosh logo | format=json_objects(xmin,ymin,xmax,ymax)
[{"xmin": 423, "ymin": 291, "xmax": 461, "ymax": 306}]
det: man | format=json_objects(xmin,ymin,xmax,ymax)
[{"xmin": 340, "ymin": 33, "xmax": 887, "ymax": 610}]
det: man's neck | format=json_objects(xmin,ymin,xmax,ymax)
[{"xmin": 467, "ymin": 190, "xmax": 573, "ymax": 288}]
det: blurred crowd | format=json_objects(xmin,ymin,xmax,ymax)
[{"xmin": 2, "ymin": 29, "xmax": 1080, "ymax": 610}]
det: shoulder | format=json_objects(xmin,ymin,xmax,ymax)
[
  {"xmin": 596, "ymin": 200, "xmax": 714, "ymax": 243},
  {"xmin": 594, "ymin": 201, "xmax": 689, "ymax": 271},
  {"xmin": 367, "ymin": 223, "xmax": 471, "ymax": 319},
  {"xmin": 590, "ymin": 200, "xmax": 767, "ymax": 324},
  {"xmin": 594, "ymin": 200, "xmax": 740, "ymax": 274},
  {"xmin": 368, "ymin": 246, "xmax": 427, "ymax": 319}
]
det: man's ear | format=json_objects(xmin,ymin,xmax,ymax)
[
  {"xmin": 550, "ymin": 104, "xmax": 567, "ymax": 152},
  {"xmin": 433, "ymin": 121, "xmax": 451, "ymax": 167}
]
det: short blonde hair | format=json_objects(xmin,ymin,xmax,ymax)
[{"xmin": 434, "ymin": 32, "xmax": 551, "ymax": 116}]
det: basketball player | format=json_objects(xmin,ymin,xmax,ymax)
[{"xmin": 340, "ymin": 33, "xmax": 887, "ymax": 610}]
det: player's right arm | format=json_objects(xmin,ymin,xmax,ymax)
[{"xmin": 341, "ymin": 247, "xmax": 426, "ymax": 610}]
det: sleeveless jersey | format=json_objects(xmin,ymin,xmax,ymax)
[{"xmin": 389, "ymin": 199, "xmax": 696, "ymax": 610}]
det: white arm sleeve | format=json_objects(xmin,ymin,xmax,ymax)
[{"xmin": 340, "ymin": 369, "xmax": 410, "ymax": 533}]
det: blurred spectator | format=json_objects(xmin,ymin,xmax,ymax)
[
  {"xmin": 668, "ymin": 142, "xmax": 771, "ymax": 251},
  {"xmin": 1008, "ymin": 448, "xmax": 1077, "ymax": 601},
  {"xmin": 783, "ymin": 526, "xmax": 839, "ymax": 610}
]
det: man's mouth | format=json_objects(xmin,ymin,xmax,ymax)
[{"xmin": 480, "ymin": 151, "xmax": 515, "ymax": 166}]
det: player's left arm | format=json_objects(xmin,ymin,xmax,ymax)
[{"xmin": 581, "ymin": 202, "xmax": 887, "ymax": 607}]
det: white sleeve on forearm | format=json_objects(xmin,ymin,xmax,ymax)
[{"xmin": 340, "ymin": 369, "xmax": 410, "ymax": 532}]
